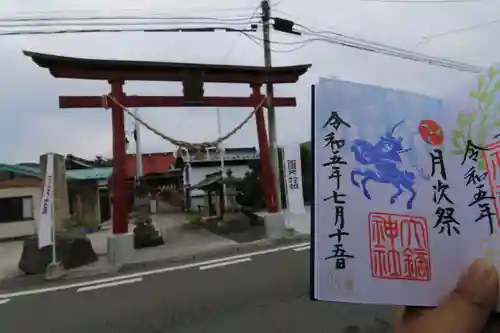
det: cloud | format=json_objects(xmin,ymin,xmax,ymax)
[{"xmin": 0, "ymin": 0, "xmax": 497, "ymax": 163}]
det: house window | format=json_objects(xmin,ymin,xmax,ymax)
[{"xmin": 0, "ymin": 196, "xmax": 34, "ymax": 223}]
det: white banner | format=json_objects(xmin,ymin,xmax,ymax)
[
  {"xmin": 283, "ymin": 144, "xmax": 306, "ymax": 215},
  {"xmin": 38, "ymin": 154, "xmax": 54, "ymax": 248}
]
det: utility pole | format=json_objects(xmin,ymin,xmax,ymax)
[{"xmin": 261, "ymin": 0, "xmax": 282, "ymax": 211}]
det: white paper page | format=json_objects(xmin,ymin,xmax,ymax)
[
  {"xmin": 312, "ymin": 73, "xmax": 500, "ymax": 307},
  {"xmin": 445, "ymin": 66, "xmax": 500, "ymax": 310}
]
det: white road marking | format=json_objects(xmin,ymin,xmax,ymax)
[
  {"xmin": 0, "ymin": 241, "xmax": 309, "ymax": 300},
  {"xmin": 77, "ymin": 278, "xmax": 143, "ymax": 292},
  {"xmin": 199, "ymin": 258, "xmax": 252, "ymax": 271},
  {"xmin": 0, "ymin": 298, "xmax": 10, "ymax": 305},
  {"xmin": 293, "ymin": 245, "xmax": 310, "ymax": 252}
]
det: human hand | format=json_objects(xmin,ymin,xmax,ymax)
[{"xmin": 395, "ymin": 259, "xmax": 499, "ymax": 333}]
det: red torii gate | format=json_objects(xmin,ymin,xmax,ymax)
[{"xmin": 24, "ymin": 50, "xmax": 310, "ymax": 235}]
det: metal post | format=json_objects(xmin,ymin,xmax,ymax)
[
  {"xmin": 182, "ymin": 147, "xmax": 192, "ymax": 212},
  {"xmin": 217, "ymin": 108, "xmax": 228, "ymax": 209},
  {"xmin": 262, "ymin": 0, "xmax": 282, "ymax": 211}
]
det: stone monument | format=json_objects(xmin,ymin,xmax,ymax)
[{"xmin": 132, "ymin": 181, "xmax": 164, "ymax": 249}]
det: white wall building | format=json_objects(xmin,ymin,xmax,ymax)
[
  {"xmin": 0, "ymin": 163, "xmax": 112, "ymax": 239},
  {"xmin": 0, "ymin": 165, "xmax": 41, "ymax": 239}
]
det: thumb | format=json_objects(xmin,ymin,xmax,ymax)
[{"xmin": 418, "ymin": 259, "xmax": 498, "ymax": 333}]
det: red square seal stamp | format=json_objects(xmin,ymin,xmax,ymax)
[{"xmin": 368, "ymin": 212, "xmax": 431, "ymax": 281}]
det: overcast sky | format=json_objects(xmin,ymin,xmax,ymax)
[{"xmin": 0, "ymin": 0, "xmax": 496, "ymax": 163}]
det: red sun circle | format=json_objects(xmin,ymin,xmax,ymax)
[{"xmin": 419, "ymin": 120, "xmax": 444, "ymax": 146}]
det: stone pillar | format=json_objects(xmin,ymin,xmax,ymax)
[
  {"xmin": 40, "ymin": 153, "xmax": 70, "ymax": 232},
  {"xmin": 263, "ymin": 212, "xmax": 288, "ymax": 240}
]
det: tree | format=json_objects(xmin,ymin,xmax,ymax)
[{"xmin": 235, "ymin": 160, "xmax": 265, "ymax": 209}]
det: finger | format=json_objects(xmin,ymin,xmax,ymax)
[{"xmin": 415, "ymin": 259, "xmax": 498, "ymax": 333}]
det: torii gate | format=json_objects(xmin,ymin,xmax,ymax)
[{"xmin": 24, "ymin": 50, "xmax": 311, "ymax": 235}]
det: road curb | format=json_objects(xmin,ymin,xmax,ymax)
[
  {"xmin": 118, "ymin": 233, "xmax": 310, "ymax": 273},
  {"xmin": 0, "ymin": 234, "xmax": 310, "ymax": 292},
  {"xmin": 0, "ymin": 235, "xmax": 31, "ymax": 244}
]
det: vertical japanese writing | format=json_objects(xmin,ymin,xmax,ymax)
[
  {"xmin": 286, "ymin": 160, "xmax": 299, "ymax": 190},
  {"xmin": 323, "ymin": 111, "xmax": 354, "ymax": 270},
  {"xmin": 430, "ymin": 148, "xmax": 460, "ymax": 236},
  {"xmin": 464, "ymin": 140, "xmax": 495, "ymax": 234}
]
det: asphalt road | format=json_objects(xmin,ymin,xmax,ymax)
[{"xmin": 0, "ymin": 244, "xmax": 393, "ymax": 333}]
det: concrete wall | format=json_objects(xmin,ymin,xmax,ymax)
[{"xmin": 0, "ymin": 186, "xmax": 41, "ymax": 239}]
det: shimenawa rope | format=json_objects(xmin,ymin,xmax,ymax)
[{"xmin": 102, "ymin": 94, "xmax": 268, "ymax": 151}]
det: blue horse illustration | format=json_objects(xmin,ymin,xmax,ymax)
[{"xmin": 350, "ymin": 120, "xmax": 422, "ymax": 209}]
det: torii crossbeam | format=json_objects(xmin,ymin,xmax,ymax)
[{"xmin": 24, "ymin": 50, "xmax": 311, "ymax": 235}]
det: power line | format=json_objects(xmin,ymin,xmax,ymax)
[
  {"xmin": 222, "ymin": 3, "xmax": 262, "ymax": 61},
  {"xmin": 0, "ymin": 16, "xmax": 260, "ymax": 36},
  {"xmin": 251, "ymin": 24, "xmax": 483, "ymax": 71},
  {"xmin": 303, "ymin": 34, "xmax": 482, "ymax": 73},
  {"xmin": 0, "ymin": 15, "xmax": 259, "ymax": 27},
  {"xmin": 0, "ymin": 26, "xmax": 257, "ymax": 36},
  {"xmin": 1, "ymin": 1, "xmax": 284, "ymax": 23},
  {"xmin": 240, "ymin": 31, "xmax": 311, "ymax": 52},
  {"xmin": 0, "ymin": 18, "xmax": 259, "ymax": 29},
  {"xmin": 417, "ymin": 16, "xmax": 500, "ymax": 46},
  {"xmin": 266, "ymin": 20, "xmax": 484, "ymax": 72},
  {"xmin": 358, "ymin": 0, "xmax": 482, "ymax": 3},
  {"xmin": 4, "ymin": 19, "xmax": 481, "ymax": 73},
  {"xmin": 0, "ymin": 7, "xmax": 484, "ymax": 73},
  {"xmin": 0, "ymin": 7, "xmax": 262, "ymax": 22}
]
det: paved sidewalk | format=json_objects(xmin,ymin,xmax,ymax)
[
  {"xmin": 0, "ymin": 210, "xmax": 311, "ymax": 289},
  {"xmin": 0, "ymin": 213, "xmax": 248, "ymax": 285},
  {"xmin": 87, "ymin": 213, "xmax": 234, "ymax": 256}
]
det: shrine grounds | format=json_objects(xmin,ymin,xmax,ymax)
[{"xmin": 0, "ymin": 208, "xmax": 310, "ymax": 290}]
